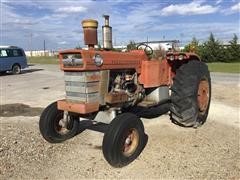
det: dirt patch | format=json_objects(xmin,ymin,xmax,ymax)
[
  {"xmin": 212, "ymin": 84, "xmax": 240, "ymax": 107},
  {"xmin": 0, "ymin": 67, "xmax": 239, "ymax": 179},
  {"xmin": 0, "ymin": 104, "xmax": 43, "ymax": 117},
  {"xmin": 0, "ymin": 118, "xmax": 239, "ymax": 179}
]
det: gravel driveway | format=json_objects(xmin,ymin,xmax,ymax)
[{"xmin": 0, "ymin": 64, "xmax": 239, "ymax": 179}]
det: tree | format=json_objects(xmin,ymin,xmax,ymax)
[
  {"xmin": 201, "ymin": 33, "xmax": 224, "ymax": 62},
  {"xmin": 184, "ymin": 37, "xmax": 199, "ymax": 52},
  {"xmin": 183, "ymin": 37, "xmax": 203, "ymax": 59},
  {"xmin": 190, "ymin": 37, "xmax": 199, "ymax": 52},
  {"xmin": 227, "ymin": 34, "xmax": 240, "ymax": 62},
  {"xmin": 183, "ymin": 33, "xmax": 239, "ymax": 62},
  {"xmin": 153, "ymin": 45, "xmax": 166, "ymax": 60},
  {"xmin": 75, "ymin": 45, "xmax": 82, "ymax": 49},
  {"xmin": 127, "ymin": 40, "xmax": 137, "ymax": 50}
]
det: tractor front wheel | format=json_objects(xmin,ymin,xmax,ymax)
[
  {"xmin": 102, "ymin": 113, "xmax": 148, "ymax": 167},
  {"xmin": 39, "ymin": 102, "xmax": 79, "ymax": 143},
  {"xmin": 170, "ymin": 60, "xmax": 211, "ymax": 128}
]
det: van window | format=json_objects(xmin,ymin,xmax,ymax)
[
  {"xmin": 0, "ymin": 49, "xmax": 8, "ymax": 57},
  {"xmin": 5, "ymin": 49, "xmax": 23, "ymax": 57},
  {"xmin": 13, "ymin": 49, "xmax": 23, "ymax": 57},
  {"xmin": 13, "ymin": 50, "xmax": 19, "ymax": 56}
]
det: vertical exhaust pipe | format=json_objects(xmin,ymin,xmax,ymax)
[{"xmin": 102, "ymin": 15, "xmax": 112, "ymax": 50}]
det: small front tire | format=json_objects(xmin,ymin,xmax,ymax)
[
  {"xmin": 39, "ymin": 102, "xmax": 79, "ymax": 143},
  {"xmin": 102, "ymin": 113, "xmax": 148, "ymax": 167}
]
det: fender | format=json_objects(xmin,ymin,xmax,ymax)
[{"xmin": 166, "ymin": 52, "xmax": 201, "ymax": 61}]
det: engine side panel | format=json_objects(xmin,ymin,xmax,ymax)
[{"xmin": 138, "ymin": 60, "xmax": 171, "ymax": 88}]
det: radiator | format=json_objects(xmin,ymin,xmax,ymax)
[{"xmin": 64, "ymin": 71, "xmax": 100, "ymax": 103}]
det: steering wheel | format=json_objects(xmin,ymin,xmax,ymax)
[{"xmin": 136, "ymin": 43, "xmax": 153, "ymax": 56}]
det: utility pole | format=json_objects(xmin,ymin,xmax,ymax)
[
  {"xmin": 30, "ymin": 33, "xmax": 32, "ymax": 57},
  {"xmin": 114, "ymin": 36, "xmax": 117, "ymax": 46},
  {"xmin": 43, "ymin": 40, "xmax": 46, "ymax": 56},
  {"xmin": 180, "ymin": 33, "xmax": 184, "ymax": 47}
]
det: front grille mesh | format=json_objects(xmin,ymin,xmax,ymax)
[{"xmin": 64, "ymin": 71, "xmax": 100, "ymax": 103}]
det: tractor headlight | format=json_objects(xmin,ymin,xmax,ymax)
[
  {"xmin": 93, "ymin": 54, "xmax": 103, "ymax": 66},
  {"xmin": 178, "ymin": 54, "xmax": 184, "ymax": 60},
  {"xmin": 169, "ymin": 55, "xmax": 175, "ymax": 61}
]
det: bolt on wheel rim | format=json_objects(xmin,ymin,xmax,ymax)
[
  {"xmin": 122, "ymin": 128, "xmax": 139, "ymax": 157},
  {"xmin": 198, "ymin": 79, "xmax": 210, "ymax": 112}
]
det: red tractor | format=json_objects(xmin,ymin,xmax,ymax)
[{"xmin": 39, "ymin": 15, "xmax": 211, "ymax": 167}]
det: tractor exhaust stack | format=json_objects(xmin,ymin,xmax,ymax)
[
  {"xmin": 82, "ymin": 19, "xmax": 98, "ymax": 49},
  {"xmin": 102, "ymin": 15, "xmax": 112, "ymax": 50}
]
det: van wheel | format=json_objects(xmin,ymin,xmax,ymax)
[
  {"xmin": 12, "ymin": 64, "xmax": 21, "ymax": 74},
  {"xmin": 102, "ymin": 113, "xmax": 148, "ymax": 167}
]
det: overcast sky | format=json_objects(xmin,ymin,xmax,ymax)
[{"xmin": 1, "ymin": 0, "xmax": 239, "ymax": 50}]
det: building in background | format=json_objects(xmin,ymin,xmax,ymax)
[
  {"xmin": 24, "ymin": 40, "xmax": 184, "ymax": 57},
  {"xmin": 115, "ymin": 40, "xmax": 184, "ymax": 51},
  {"xmin": 25, "ymin": 50, "xmax": 58, "ymax": 57},
  {"xmin": 139, "ymin": 40, "xmax": 183, "ymax": 51}
]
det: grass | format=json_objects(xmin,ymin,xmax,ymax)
[
  {"xmin": 207, "ymin": 62, "xmax": 240, "ymax": 73},
  {"xmin": 27, "ymin": 56, "xmax": 59, "ymax": 64},
  {"xmin": 27, "ymin": 56, "xmax": 240, "ymax": 73}
]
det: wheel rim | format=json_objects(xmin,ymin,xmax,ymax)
[
  {"xmin": 197, "ymin": 79, "xmax": 210, "ymax": 112},
  {"xmin": 54, "ymin": 113, "xmax": 70, "ymax": 135},
  {"xmin": 13, "ymin": 65, "xmax": 20, "ymax": 74},
  {"xmin": 122, "ymin": 128, "xmax": 140, "ymax": 157}
]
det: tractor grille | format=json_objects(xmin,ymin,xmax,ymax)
[{"xmin": 64, "ymin": 71, "xmax": 100, "ymax": 103}]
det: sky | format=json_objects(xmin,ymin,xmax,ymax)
[{"xmin": 0, "ymin": 0, "xmax": 239, "ymax": 51}]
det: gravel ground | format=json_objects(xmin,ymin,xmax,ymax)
[{"xmin": 0, "ymin": 65, "xmax": 239, "ymax": 179}]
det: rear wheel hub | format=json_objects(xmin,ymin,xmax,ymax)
[{"xmin": 198, "ymin": 79, "xmax": 210, "ymax": 112}]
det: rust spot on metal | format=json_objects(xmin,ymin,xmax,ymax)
[
  {"xmin": 57, "ymin": 100, "xmax": 99, "ymax": 114},
  {"xmin": 83, "ymin": 28, "xmax": 98, "ymax": 46},
  {"xmin": 105, "ymin": 92, "xmax": 128, "ymax": 104}
]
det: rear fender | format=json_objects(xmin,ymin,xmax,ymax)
[{"xmin": 166, "ymin": 52, "xmax": 201, "ymax": 85}]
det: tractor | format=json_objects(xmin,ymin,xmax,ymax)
[{"xmin": 39, "ymin": 15, "xmax": 211, "ymax": 167}]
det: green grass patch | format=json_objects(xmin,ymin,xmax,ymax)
[
  {"xmin": 27, "ymin": 56, "xmax": 59, "ymax": 64},
  {"xmin": 207, "ymin": 62, "xmax": 240, "ymax": 73}
]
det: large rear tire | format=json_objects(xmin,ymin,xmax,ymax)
[
  {"xmin": 39, "ymin": 102, "xmax": 79, "ymax": 143},
  {"xmin": 170, "ymin": 60, "xmax": 211, "ymax": 128},
  {"xmin": 102, "ymin": 113, "xmax": 148, "ymax": 167}
]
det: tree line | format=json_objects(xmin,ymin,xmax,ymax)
[{"xmin": 184, "ymin": 33, "xmax": 240, "ymax": 63}]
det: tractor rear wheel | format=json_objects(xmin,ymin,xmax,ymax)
[
  {"xmin": 170, "ymin": 60, "xmax": 211, "ymax": 128},
  {"xmin": 39, "ymin": 102, "xmax": 79, "ymax": 143},
  {"xmin": 102, "ymin": 113, "xmax": 148, "ymax": 167}
]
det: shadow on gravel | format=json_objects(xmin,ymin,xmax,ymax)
[
  {"xmin": 0, "ymin": 68, "xmax": 43, "ymax": 76},
  {"xmin": 21, "ymin": 68, "xmax": 44, "ymax": 74},
  {"xmin": 77, "ymin": 120, "xmax": 108, "ymax": 134},
  {"xmin": 0, "ymin": 103, "xmax": 43, "ymax": 117}
]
